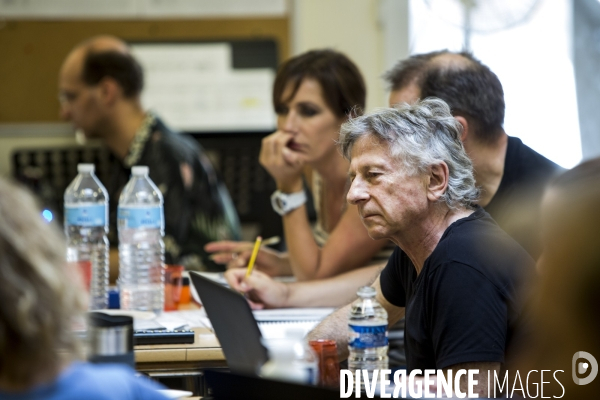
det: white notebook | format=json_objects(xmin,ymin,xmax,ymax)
[
  {"xmin": 254, "ymin": 308, "xmax": 334, "ymax": 339},
  {"xmin": 253, "ymin": 308, "xmax": 335, "ymax": 322},
  {"xmin": 258, "ymin": 320, "xmax": 321, "ymax": 339}
]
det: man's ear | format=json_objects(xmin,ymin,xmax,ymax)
[
  {"xmin": 454, "ymin": 115, "xmax": 469, "ymax": 142},
  {"xmin": 98, "ymin": 77, "xmax": 121, "ymax": 106},
  {"xmin": 426, "ymin": 162, "xmax": 449, "ymax": 202}
]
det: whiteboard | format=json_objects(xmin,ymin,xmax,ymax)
[{"xmin": 131, "ymin": 42, "xmax": 276, "ymax": 132}]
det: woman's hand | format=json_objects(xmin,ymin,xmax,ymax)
[
  {"xmin": 204, "ymin": 240, "xmax": 291, "ymax": 277},
  {"xmin": 224, "ymin": 268, "xmax": 290, "ymax": 309},
  {"xmin": 259, "ymin": 130, "xmax": 306, "ymax": 192}
]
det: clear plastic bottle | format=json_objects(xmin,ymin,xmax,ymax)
[
  {"xmin": 64, "ymin": 163, "xmax": 109, "ymax": 310},
  {"xmin": 117, "ymin": 166, "xmax": 165, "ymax": 314},
  {"xmin": 348, "ymin": 286, "xmax": 389, "ymax": 384}
]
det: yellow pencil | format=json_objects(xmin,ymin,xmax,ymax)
[{"xmin": 245, "ymin": 236, "xmax": 262, "ymax": 277}]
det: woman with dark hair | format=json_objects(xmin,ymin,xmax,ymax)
[
  {"xmin": 207, "ymin": 50, "xmax": 390, "ymax": 281},
  {"xmin": 0, "ymin": 178, "xmax": 168, "ymax": 399}
]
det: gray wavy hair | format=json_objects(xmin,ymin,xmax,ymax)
[
  {"xmin": 0, "ymin": 178, "xmax": 86, "ymax": 387},
  {"xmin": 339, "ymin": 97, "xmax": 479, "ymax": 210}
]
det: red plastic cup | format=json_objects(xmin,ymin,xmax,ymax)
[{"xmin": 309, "ymin": 339, "xmax": 341, "ymax": 388}]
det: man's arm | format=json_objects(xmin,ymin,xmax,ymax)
[
  {"xmin": 307, "ymin": 275, "xmax": 405, "ymax": 360},
  {"xmin": 225, "ymin": 263, "xmax": 384, "ymax": 308},
  {"xmin": 286, "ymin": 264, "xmax": 384, "ymax": 307}
]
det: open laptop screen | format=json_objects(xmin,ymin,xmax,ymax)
[{"xmin": 189, "ymin": 271, "xmax": 268, "ymax": 375}]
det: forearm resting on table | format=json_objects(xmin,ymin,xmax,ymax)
[
  {"xmin": 303, "ymin": 265, "xmax": 383, "ymax": 360},
  {"xmin": 307, "ymin": 303, "xmax": 353, "ymax": 361},
  {"xmin": 284, "ymin": 264, "xmax": 382, "ymax": 308},
  {"xmin": 306, "ymin": 270, "xmax": 403, "ymax": 362}
]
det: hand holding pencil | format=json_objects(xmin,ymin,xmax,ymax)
[
  {"xmin": 224, "ymin": 267, "xmax": 289, "ymax": 310},
  {"xmin": 204, "ymin": 236, "xmax": 290, "ymax": 277}
]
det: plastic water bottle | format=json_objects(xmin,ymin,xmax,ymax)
[
  {"xmin": 348, "ymin": 286, "xmax": 389, "ymax": 386},
  {"xmin": 64, "ymin": 163, "xmax": 109, "ymax": 310},
  {"xmin": 117, "ymin": 166, "xmax": 165, "ymax": 313}
]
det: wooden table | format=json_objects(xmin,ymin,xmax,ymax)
[
  {"xmin": 136, "ymin": 327, "xmax": 224, "ymax": 367},
  {"xmin": 135, "ymin": 326, "xmax": 227, "ymax": 396}
]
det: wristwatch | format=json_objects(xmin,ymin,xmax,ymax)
[{"xmin": 270, "ymin": 190, "xmax": 307, "ymax": 216}]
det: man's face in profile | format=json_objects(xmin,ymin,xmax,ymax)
[
  {"xmin": 347, "ymin": 135, "xmax": 429, "ymax": 242},
  {"xmin": 58, "ymin": 50, "xmax": 104, "ymax": 139}
]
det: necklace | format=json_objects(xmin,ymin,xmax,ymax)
[{"xmin": 123, "ymin": 112, "xmax": 156, "ymax": 167}]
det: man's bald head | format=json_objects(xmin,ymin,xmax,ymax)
[
  {"xmin": 77, "ymin": 35, "xmax": 130, "ymax": 54},
  {"xmin": 384, "ymin": 50, "xmax": 505, "ymax": 143},
  {"xmin": 62, "ymin": 35, "xmax": 143, "ymax": 99},
  {"xmin": 58, "ymin": 36, "xmax": 144, "ymax": 138}
]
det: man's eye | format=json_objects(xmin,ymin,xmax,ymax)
[{"xmin": 59, "ymin": 92, "xmax": 77, "ymax": 103}]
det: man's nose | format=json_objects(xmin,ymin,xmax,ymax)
[{"xmin": 347, "ymin": 178, "xmax": 369, "ymax": 205}]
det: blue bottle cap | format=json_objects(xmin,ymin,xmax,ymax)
[{"xmin": 108, "ymin": 288, "xmax": 120, "ymax": 309}]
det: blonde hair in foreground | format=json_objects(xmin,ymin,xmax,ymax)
[{"xmin": 0, "ymin": 178, "xmax": 86, "ymax": 388}]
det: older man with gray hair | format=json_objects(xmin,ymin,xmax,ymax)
[{"xmin": 308, "ymin": 98, "xmax": 534, "ymax": 394}]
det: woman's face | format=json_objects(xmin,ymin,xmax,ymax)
[{"xmin": 276, "ymin": 78, "xmax": 345, "ymax": 165}]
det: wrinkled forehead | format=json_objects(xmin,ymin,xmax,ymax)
[
  {"xmin": 348, "ymin": 132, "xmax": 417, "ymax": 177},
  {"xmin": 348, "ymin": 134, "xmax": 397, "ymax": 169}
]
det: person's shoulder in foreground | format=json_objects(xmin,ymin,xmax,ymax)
[{"xmin": 0, "ymin": 362, "xmax": 169, "ymax": 400}]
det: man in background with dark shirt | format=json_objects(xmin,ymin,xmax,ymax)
[
  {"xmin": 308, "ymin": 99, "xmax": 534, "ymax": 396},
  {"xmin": 58, "ymin": 35, "xmax": 240, "ymax": 273},
  {"xmin": 384, "ymin": 50, "xmax": 562, "ymax": 260}
]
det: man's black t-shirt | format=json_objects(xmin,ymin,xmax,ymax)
[
  {"xmin": 486, "ymin": 136, "xmax": 562, "ymax": 260},
  {"xmin": 380, "ymin": 207, "xmax": 534, "ymax": 371}
]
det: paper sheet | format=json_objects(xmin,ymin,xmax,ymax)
[
  {"xmin": 253, "ymin": 308, "xmax": 335, "ymax": 322},
  {"xmin": 127, "ymin": 309, "xmax": 211, "ymax": 330},
  {"xmin": 258, "ymin": 320, "xmax": 321, "ymax": 339}
]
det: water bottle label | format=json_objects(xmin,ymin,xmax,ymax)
[
  {"xmin": 65, "ymin": 204, "xmax": 106, "ymax": 226},
  {"xmin": 348, "ymin": 324, "xmax": 388, "ymax": 349},
  {"xmin": 118, "ymin": 206, "xmax": 162, "ymax": 229}
]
